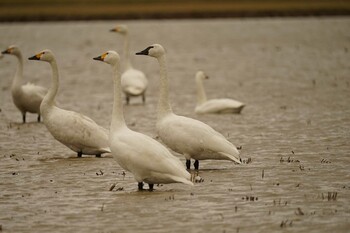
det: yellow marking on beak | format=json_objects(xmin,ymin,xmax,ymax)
[
  {"xmin": 101, "ymin": 53, "xmax": 107, "ymax": 61},
  {"xmin": 35, "ymin": 52, "xmax": 44, "ymax": 59}
]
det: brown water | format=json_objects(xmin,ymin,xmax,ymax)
[{"xmin": 0, "ymin": 17, "xmax": 349, "ymax": 233}]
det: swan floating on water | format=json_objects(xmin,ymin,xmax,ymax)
[
  {"xmin": 195, "ymin": 71, "xmax": 245, "ymax": 114},
  {"xmin": 93, "ymin": 50, "xmax": 193, "ymax": 191},
  {"xmin": 136, "ymin": 44, "xmax": 241, "ymax": 170},
  {"xmin": 110, "ymin": 25, "xmax": 148, "ymax": 105},
  {"xmin": 28, "ymin": 50, "xmax": 110, "ymax": 158},
  {"xmin": 2, "ymin": 45, "xmax": 48, "ymax": 123}
]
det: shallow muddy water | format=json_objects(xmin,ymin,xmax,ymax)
[{"xmin": 0, "ymin": 17, "xmax": 350, "ymax": 232}]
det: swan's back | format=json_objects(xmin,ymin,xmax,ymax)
[
  {"xmin": 157, "ymin": 114, "xmax": 240, "ymax": 161},
  {"xmin": 121, "ymin": 68, "xmax": 148, "ymax": 95},
  {"xmin": 110, "ymin": 127, "xmax": 192, "ymax": 185},
  {"xmin": 44, "ymin": 106, "xmax": 110, "ymax": 155},
  {"xmin": 196, "ymin": 98, "xmax": 245, "ymax": 114}
]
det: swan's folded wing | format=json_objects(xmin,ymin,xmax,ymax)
[
  {"xmin": 159, "ymin": 115, "xmax": 239, "ymax": 157},
  {"xmin": 114, "ymin": 130, "xmax": 188, "ymax": 179},
  {"xmin": 197, "ymin": 99, "xmax": 244, "ymax": 113},
  {"xmin": 22, "ymin": 84, "xmax": 47, "ymax": 101}
]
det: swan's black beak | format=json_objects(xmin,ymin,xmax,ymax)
[
  {"xmin": 28, "ymin": 54, "xmax": 40, "ymax": 60},
  {"xmin": 93, "ymin": 55, "xmax": 103, "ymax": 61},
  {"xmin": 110, "ymin": 28, "xmax": 117, "ymax": 32},
  {"xmin": 136, "ymin": 46, "xmax": 153, "ymax": 56},
  {"xmin": 2, "ymin": 49, "xmax": 9, "ymax": 54}
]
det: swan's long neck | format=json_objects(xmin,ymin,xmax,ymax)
[
  {"xmin": 156, "ymin": 55, "xmax": 173, "ymax": 119},
  {"xmin": 12, "ymin": 52, "xmax": 24, "ymax": 91},
  {"xmin": 111, "ymin": 62, "xmax": 126, "ymax": 130},
  {"xmin": 41, "ymin": 58, "xmax": 59, "ymax": 114},
  {"xmin": 196, "ymin": 77, "xmax": 207, "ymax": 105},
  {"xmin": 122, "ymin": 32, "xmax": 132, "ymax": 70}
]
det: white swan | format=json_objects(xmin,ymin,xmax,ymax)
[
  {"xmin": 28, "ymin": 50, "xmax": 110, "ymax": 158},
  {"xmin": 93, "ymin": 50, "xmax": 192, "ymax": 191},
  {"xmin": 110, "ymin": 25, "xmax": 148, "ymax": 104},
  {"xmin": 136, "ymin": 44, "xmax": 241, "ymax": 170},
  {"xmin": 2, "ymin": 45, "xmax": 47, "ymax": 123},
  {"xmin": 195, "ymin": 71, "xmax": 245, "ymax": 114}
]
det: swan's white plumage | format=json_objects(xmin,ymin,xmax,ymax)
[
  {"xmin": 111, "ymin": 25, "xmax": 148, "ymax": 103},
  {"xmin": 29, "ymin": 49, "xmax": 110, "ymax": 156},
  {"xmin": 94, "ymin": 50, "xmax": 192, "ymax": 187},
  {"xmin": 136, "ymin": 44, "xmax": 241, "ymax": 169},
  {"xmin": 195, "ymin": 71, "xmax": 245, "ymax": 114},
  {"xmin": 2, "ymin": 45, "xmax": 48, "ymax": 122}
]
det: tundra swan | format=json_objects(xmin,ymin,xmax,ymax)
[
  {"xmin": 28, "ymin": 50, "xmax": 110, "ymax": 157},
  {"xmin": 195, "ymin": 71, "xmax": 245, "ymax": 114},
  {"xmin": 2, "ymin": 45, "xmax": 47, "ymax": 123},
  {"xmin": 110, "ymin": 25, "xmax": 148, "ymax": 104},
  {"xmin": 136, "ymin": 44, "xmax": 241, "ymax": 170},
  {"xmin": 93, "ymin": 51, "xmax": 192, "ymax": 191}
]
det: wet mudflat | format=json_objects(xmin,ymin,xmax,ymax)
[{"xmin": 0, "ymin": 17, "xmax": 349, "ymax": 232}]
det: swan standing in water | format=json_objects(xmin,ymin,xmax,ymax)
[
  {"xmin": 136, "ymin": 44, "xmax": 241, "ymax": 170},
  {"xmin": 195, "ymin": 70, "xmax": 245, "ymax": 114},
  {"xmin": 28, "ymin": 50, "xmax": 110, "ymax": 158},
  {"xmin": 2, "ymin": 45, "xmax": 47, "ymax": 123},
  {"xmin": 93, "ymin": 51, "xmax": 192, "ymax": 191},
  {"xmin": 110, "ymin": 25, "xmax": 148, "ymax": 105}
]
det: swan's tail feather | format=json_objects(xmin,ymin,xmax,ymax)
[
  {"xmin": 172, "ymin": 176, "xmax": 194, "ymax": 186},
  {"xmin": 219, "ymin": 152, "xmax": 241, "ymax": 164}
]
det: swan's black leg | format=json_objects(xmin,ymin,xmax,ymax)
[
  {"xmin": 22, "ymin": 113, "xmax": 26, "ymax": 123},
  {"xmin": 142, "ymin": 94, "xmax": 146, "ymax": 104},
  {"xmin": 37, "ymin": 114, "xmax": 41, "ymax": 122},
  {"xmin": 186, "ymin": 159, "xmax": 191, "ymax": 169},
  {"xmin": 194, "ymin": 160, "xmax": 199, "ymax": 170},
  {"xmin": 148, "ymin": 184, "xmax": 154, "ymax": 191},
  {"xmin": 77, "ymin": 152, "xmax": 82, "ymax": 158},
  {"xmin": 96, "ymin": 154, "xmax": 101, "ymax": 158},
  {"xmin": 138, "ymin": 182, "xmax": 144, "ymax": 191},
  {"xmin": 126, "ymin": 96, "xmax": 130, "ymax": 105}
]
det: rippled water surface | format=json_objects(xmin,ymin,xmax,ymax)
[{"xmin": 0, "ymin": 17, "xmax": 350, "ymax": 233}]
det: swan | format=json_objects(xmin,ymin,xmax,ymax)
[
  {"xmin": 28, "ymin": 50, "xmax": 110, "ymax": 158},
  {"xmin": 93, "ymin": 50, "xmax": 193, "ymax": 191},
  {"xmin": 110, "ymin": 25, "xmax": 148, "ymax": 104},
  {"xmin": 195, "ymin": 71, "xmax": 245, "ymax": 114},
  {"xmin": 2, "ymin": 45, "xmax": 48, "ymax": 123},
  {"xmin": 136, "ymin": 44, "xmax": 241, "ymax": 170}
]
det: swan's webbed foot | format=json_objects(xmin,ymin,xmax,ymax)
[
  {"xmin": 77, "ymin": 152, "xmax": 82, "ymax": 158},
  {"xmin": 148, "ymin": 184, "xmax": 154, "ymax": 191},
  {"xmin": 96, "ymin": 154, "xmax": 101, "ymax": 158},
  {"xmin": 186, "ymin": 159, "xmax": 191, "ymax": 169},
  {"xmin": 194, "ymin": 160, "xmax": 199, "ymax": 170},
  {"xmin": 37, "ymin": 114, "xmax": 41, "ymax": 122},
  {"xmin": 138, "ymin": 182, "xmax": 144, "ymax": 191}
]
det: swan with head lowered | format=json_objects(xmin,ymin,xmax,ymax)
[
  {"xmin": 93, "ymin": 50, "xmax": 192, "ymax": 191},
  {"xmin": 110, "ymin": 25, "xmax": 148, "ymax": 105},
  {"xmin": 2, "ymin": 45, "xmax": 48, "ymax": 123},
  {"xmin": 195, "ymin": 71, "xmax": 245, "ymax": 114},
  {"xmin": 136, "ymin": 44, "xmax": 241, "ymax": 170},
  {"xmin": 28, "ymin": 50, "xmax": 110, "ymax": 158}
]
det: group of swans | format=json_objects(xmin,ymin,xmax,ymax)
[{"xmin": 1, "ymin": 26, "xmax": 244, "ymax": 190}]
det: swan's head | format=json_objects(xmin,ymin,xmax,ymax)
[
  {"xmin": 196, "ymin": 71, "xmax": 209, "ymax": 80},
  {"xmin": 2, "ymin": 45, "xmax": 20, "ymax": 56},
  {"xmin": 28, "ymin": 49, "xmax": 55, "ymax": 62},
  {"xmin": 136, "ymin": 44, "xmax": 165, "ymax": 58},
  {"xmin": 110, "ymin": 25, "xmax": 128, "ymax": 34},
  {"xmin": 93, "ymin": 51, "xmax": 120, "ymax": 65}
]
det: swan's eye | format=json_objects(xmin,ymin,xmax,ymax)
[
  {"xmin": 106, "ymin": 52, "xmax": 109, "ymax": 55},
  {"xmin": 42, "ymin": 52, "xmax": 46, "ymax": 54}
]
